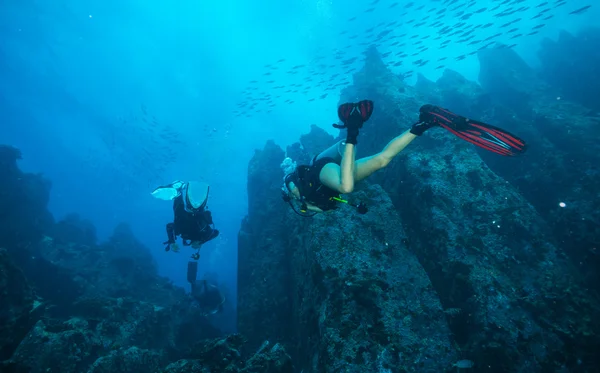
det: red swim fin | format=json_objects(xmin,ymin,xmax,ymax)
[
  {"xmin": 441, "ymin": 119, "xmax": 528, "ymax": 156},
  {"xmin": 337, "ymin": 103, "xmax": 355, "ymax": 123},
  {"xmin": 423, "ymin": 106, "xmax": 527, "ymax": 156},
  {"xmin": 356, "ymin": 100, "xmax": 374, "ymax": 122},
  {"xmin": 337, "ymin": 100, "xmax": 374, "ymax": 124}
]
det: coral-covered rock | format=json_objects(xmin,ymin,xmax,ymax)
[
  {"xmin": 475, "ymin": 46, "xmax": 600, "ymax": 293},
  {"xmin": 162, "ymin": 359, "xmax": 207, "ymax": 373},
  {"xmin": 341, "ymin": 48, "xmax": 600, "ymax": 371},
  {"xmin": 0, "ymin": 145, "xmax": 54, "ymax": 251},
  {"xmin": 237, "ymin": 140, "xmax": 293, "ymax": 353},
  {"xmin": 87, "ymin": 346, "xmax": 166, "ymax": 373},
  {"xmin": 51, "ymin": 213, "xmax": 97, "ymax": 247},
  {"xmin": 10, "ymin": 319, "xmax": 103, "ymax": 373},
  {"xmin": 289, "ymin": 185, "xmax": 457, "ymax": 372},
  {"xmin": 0, "ymin": 248, "xmax": 39, "ymax": 361},
  {"xmin": 164, "ymin": 336, "xmax": 293, "ymax": 373}
]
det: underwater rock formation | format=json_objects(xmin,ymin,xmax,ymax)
[
  {"xmin": 0, "ymin": 145, "xmax": 54, "ymax": 251},
  {"xmin": 238, "ymin": 132, "xmax": 459, "ymax": 371},
  {"xmin": 537, "ymin": 27, "xmax": 600, "ymax": 111},
  {"xmin": 239, "ymin": 45, "xmax": 600, "ymax": 372},
  {"xmin": 476, "ymin": 43, "xmax": 600, "ymax": 293},
  {"xmin": 51, "ymin": 213, "xmax": 97, "ymax": 247},
  {"xmin": 237, "ymin": 140, "xmax": 295, "ymax": 354},
  {"xmin": 0, "ymin": 249, "xmax": 41, "ymax": 361},
  {"xmin": 0, "ymin": 145, "xmax": 287, "ymax": 372},
  {"xmin": 289, "ymin": 185, "xmax": 457, "ymax": 372}
]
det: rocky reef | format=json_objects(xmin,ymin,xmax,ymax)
[
  {"xmin": 537, "ymin": 27, "xmax": 600, "ymax": 112},
  {"xmin": 237, "ymin": 38, "xmax": 600, "ymax": 372},
  {"xmin": 0, "ymin": 144, "xmax": 292, "ymax": 373}
]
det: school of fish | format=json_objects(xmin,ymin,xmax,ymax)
[{"xmin": 234, "ymin": 0, "xmax": 592, "ymax": 118}]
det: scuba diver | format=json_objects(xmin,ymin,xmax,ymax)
[
  {"xmin": 151, "ymin": 181, "xmax": 219, "ymax": 260},
  {"xmin": 281, "ymin": 100, "xmax": 527, "ymax": 216},
  {"xmin": 187, "ymin": 261, "xmax": 226, "ymax": 316}
]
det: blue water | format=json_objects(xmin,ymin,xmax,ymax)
[{"xmin": 1, "ymin": 0, "xmax": 597, "ymax": 319}]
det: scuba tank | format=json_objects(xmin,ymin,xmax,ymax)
[{"xmin": 187, "ymin": 261, "xmax": 198, "ymax": 284}]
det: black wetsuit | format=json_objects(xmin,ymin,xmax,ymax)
[
  {"xmin": 296, "ymin": 156, "xmax": 341, "ymax": 211},
  {"xmin": 166, "ymin": 195, "xmax": 219, "ymax": 246},
  {"xmin": 191, "ymin": 280, "xmax": 224, "ymax": 313}
]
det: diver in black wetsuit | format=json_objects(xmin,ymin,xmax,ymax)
[
  {"xmin": 187, "ymin": 261, "xmax": 225, "ymax": 315},
  {"xmin": 281, "ymin": 101, "xmax": 527, "ymax": 216},
  {"xmin": 152, "ymin": 181, "xmax": 219, "ymax": 260}
]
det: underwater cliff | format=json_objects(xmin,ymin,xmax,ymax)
[
  {"xmin": 237, "ymin": 36, "xmax": 600, "ymax": 373},
  {"xmin": 0, "ymin": 144, "xmax": 292, "ymax": 373}
]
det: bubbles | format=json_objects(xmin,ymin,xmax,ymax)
[
  {"xmin": 280, "ymin": 157, "xmax": 297, "ymax": 175},
  {"xmin": 559, "ymin": 202, "xmax": 566, "ymax": 208}
]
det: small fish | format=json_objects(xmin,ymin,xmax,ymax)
[{"xmin": 570, "ymin": 5, "xmax": 591, "ymax": 15}]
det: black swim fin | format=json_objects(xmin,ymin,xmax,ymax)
[{"xmin": 419, "ymin": 105, "xmax": 527, "ymax": 156}]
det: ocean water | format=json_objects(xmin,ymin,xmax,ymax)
[{"xmin": 1, "ymin": 0, "xmax": 598, "ymax": 343}]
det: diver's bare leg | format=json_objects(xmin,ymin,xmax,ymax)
[
  {"xmin": 314, "ymin": 140, "xmax": 344, "ymax": 164},
  {"xmin": 354, "ymin": 130, "xmax": 417, "ymax": 182}
]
